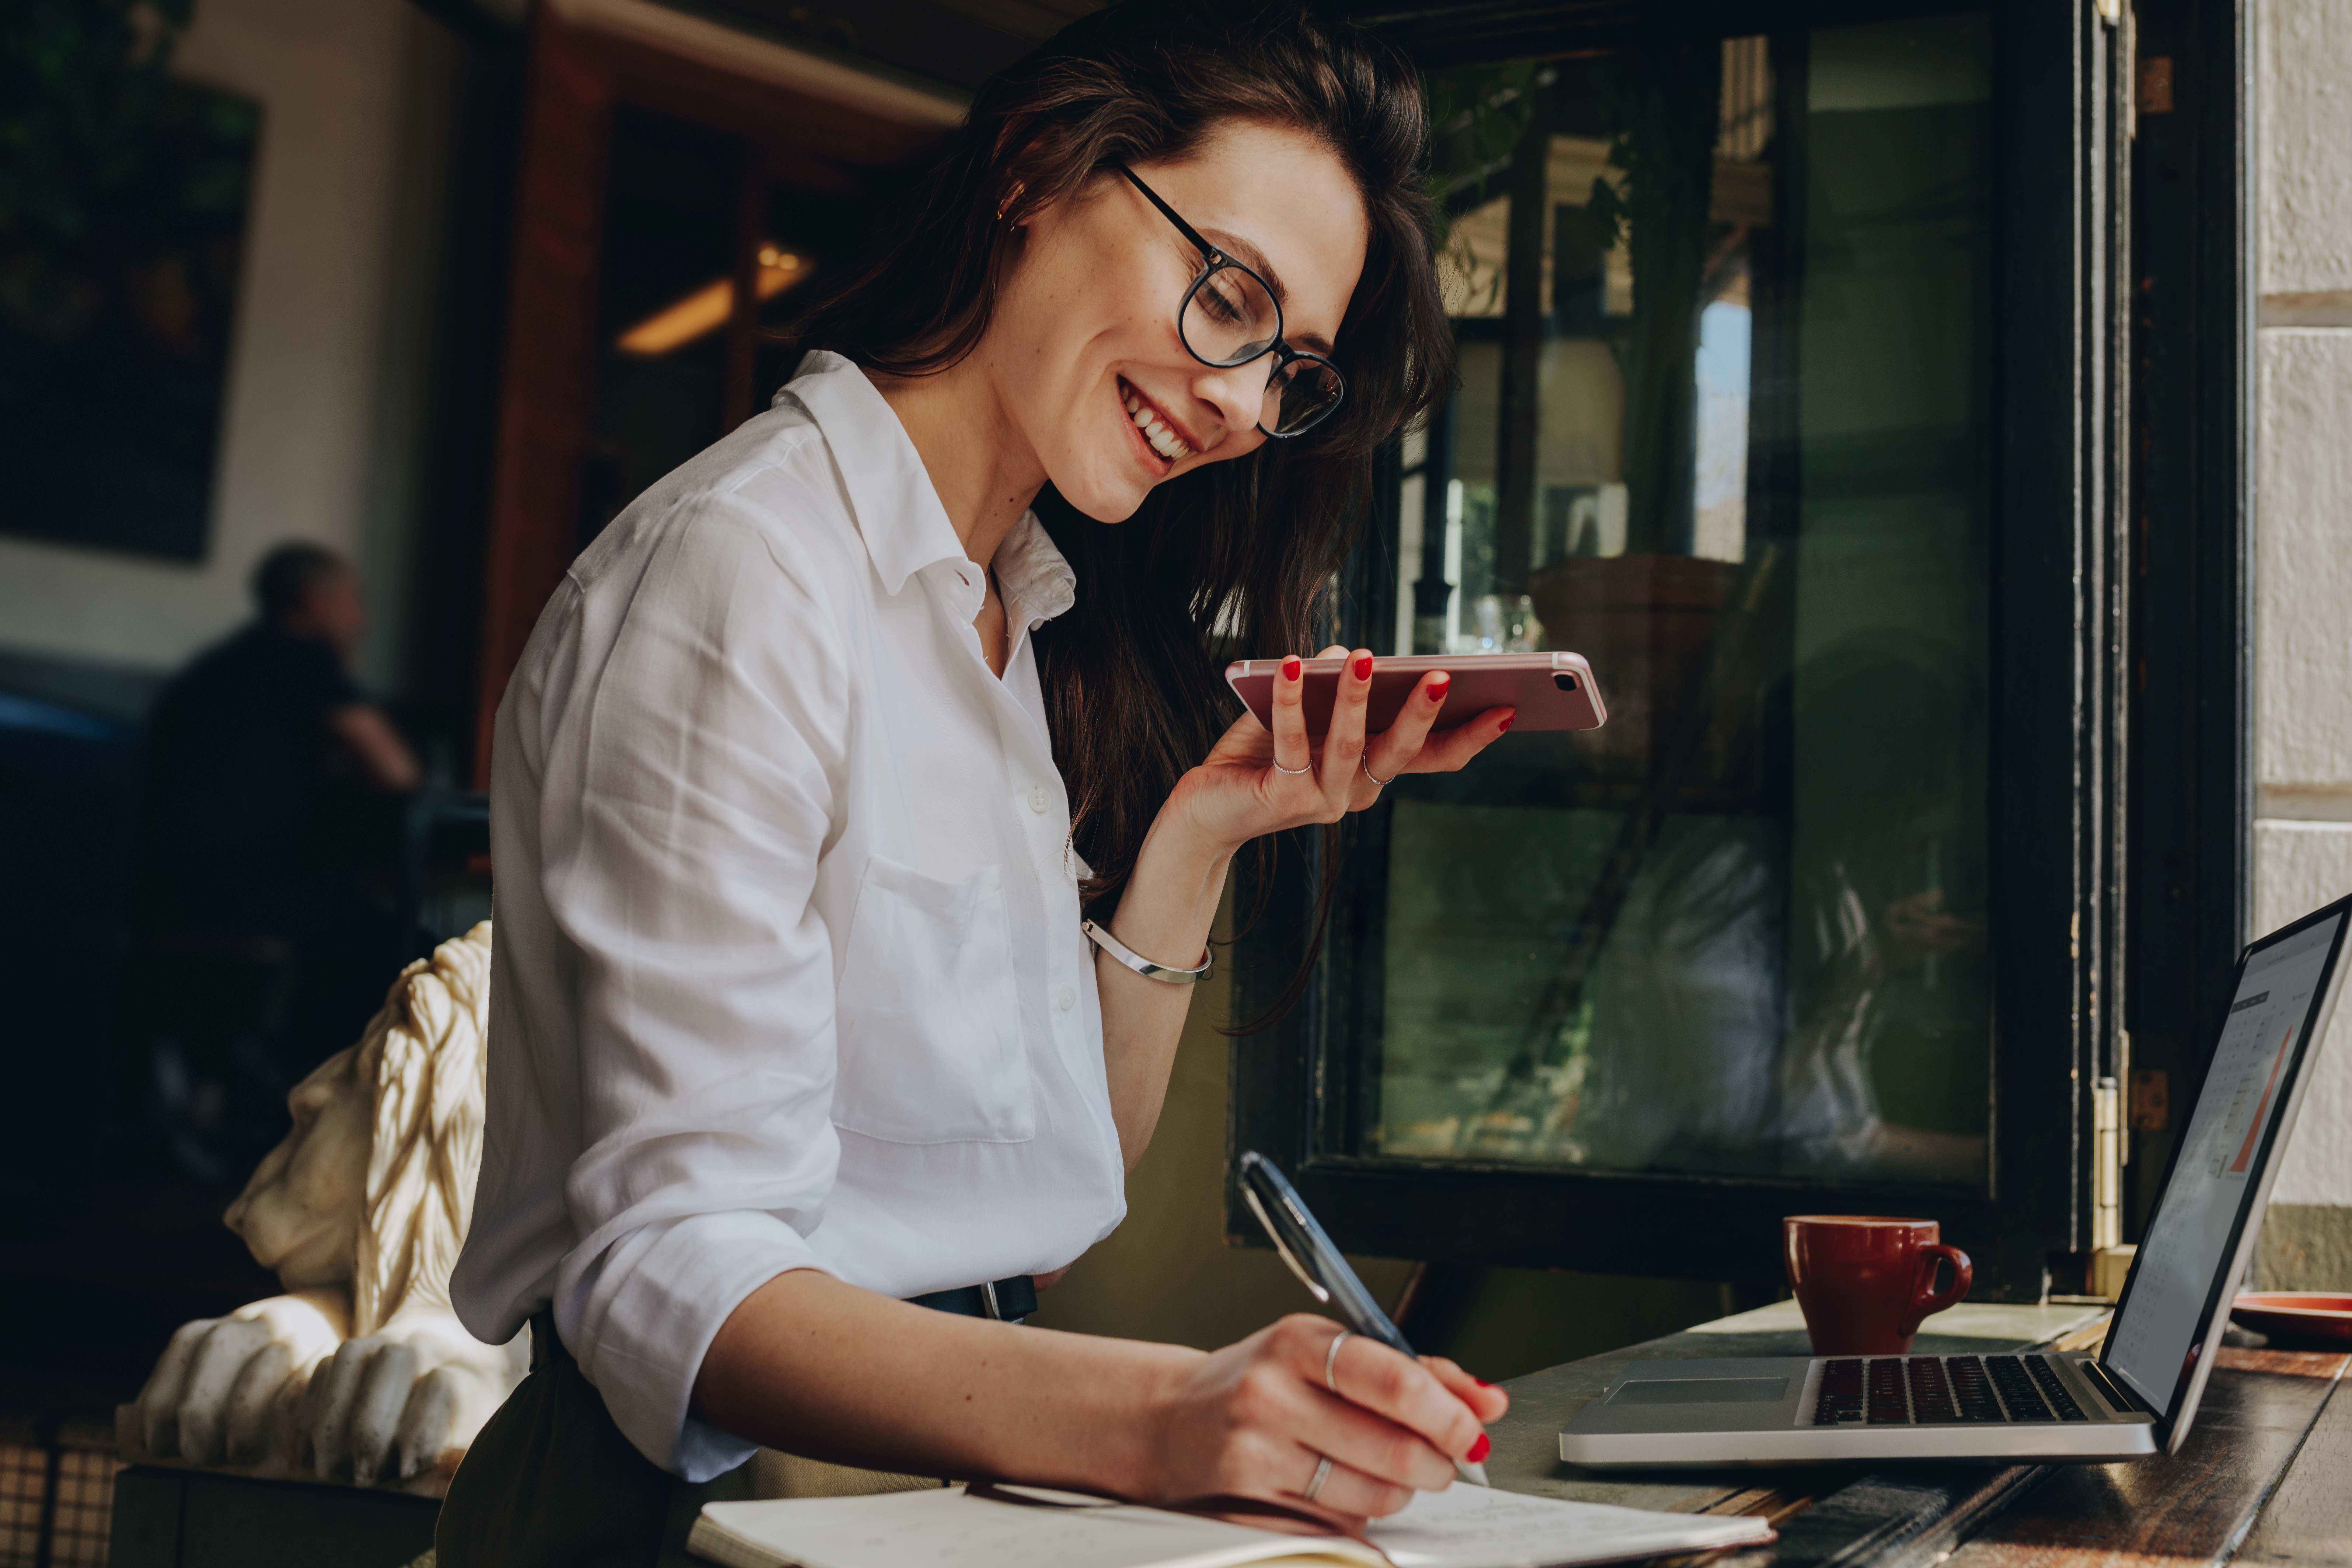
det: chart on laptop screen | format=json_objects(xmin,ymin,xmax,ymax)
[{"xmin": 2105, "ymin": 915, "xmax": 2343, "ymax": 1413}]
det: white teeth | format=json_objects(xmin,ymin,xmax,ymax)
[{"xmin": 1121, "ymin": 383, "xmax": 1190, "ymax": 460}]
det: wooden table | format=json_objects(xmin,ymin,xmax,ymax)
[{"xmin": 1486, "ymin": 1300, "xmax": 2351, "ymax": 1568}]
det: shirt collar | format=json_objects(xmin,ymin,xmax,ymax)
[
  {"xmin": 995, "ymin": 511, "xmax": 1077, "ymax": 629},
  {"xmin": 780, "ymin": 350, "xmax": 966, "ymax": 598},
  {"xmin": 780, "ymin": 350, "xmax": 1078, "ymax": 629}
]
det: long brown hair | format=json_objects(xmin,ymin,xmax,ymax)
[{"xmin": 793, "ymin": 3, "xmax": 1453, "ymax": 994}]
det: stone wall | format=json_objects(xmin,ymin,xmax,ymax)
[{"xmin": 2253, "ymin": 0, "xmax": 2352, "ymax": 1289}]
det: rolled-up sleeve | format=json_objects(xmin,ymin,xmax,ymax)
[{"xmin": 533, "ymin": 494, "xmax": 850, "ymax": 1479}]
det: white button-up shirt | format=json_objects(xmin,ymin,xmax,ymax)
[{"xmin": 450, "ymin": 352, "xmax": 1128, "ymax": 1481}]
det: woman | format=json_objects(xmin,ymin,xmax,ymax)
[{"xmin": 441, "ymin": 5, "xmax": 1514, "ymax": 1559}]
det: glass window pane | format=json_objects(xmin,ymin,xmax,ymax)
[{"xmin": 1368, "ymin": 15, "xmax": 1993, "ymax": 1188}]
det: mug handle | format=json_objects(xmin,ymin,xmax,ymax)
[{"xmin": 1901, "ymin": 1244, "xmax": 1974, "ymax": 1336}]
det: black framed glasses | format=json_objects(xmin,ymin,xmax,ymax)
[{"xmin": 1115, "ymin": 165, "xmax": 1346, "ymax": 439}]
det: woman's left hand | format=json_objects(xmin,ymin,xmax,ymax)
[{"xmin": 1173, "ymin": 646, "xmax": 1513, "ymax": 855}]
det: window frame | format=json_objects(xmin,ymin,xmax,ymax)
[{"xmin": 1225, "ymin": 0, "xmax": 2240, "ymax": 1303}]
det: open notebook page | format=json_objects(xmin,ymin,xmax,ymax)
[
  {"xmin": 691, "ymin": 1483, "xmax": 1772, "ymax": 1568},
  {"xmin": 690, "ymin": 1487, "xmax": 1378, "ymax": 1568},
  {"xmin": 1367, "ymin": 1482, "xmax": 1771, "ymax": 1567}
]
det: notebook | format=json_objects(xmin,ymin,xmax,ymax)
[{"xmin": 687, "ymin": 1481, "xmax": 1775, "ymax": 1568}]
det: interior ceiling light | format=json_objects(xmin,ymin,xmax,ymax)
[{"xmin": 616, "ymin": 243, "xmax": 814, "ymax": 356}]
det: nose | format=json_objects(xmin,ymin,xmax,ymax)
[{"xmin": 1188, "ymin": 360, "xmax": 1271, "ymax": 446}]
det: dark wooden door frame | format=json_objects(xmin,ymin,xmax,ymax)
[
  {"xmin": 2121, "ymin": 0, "xmax": 2256, "ymax": 1238},
  {"xmin": 471, "ymin": 4, "xmax": 956, "ymax": 780},
  {"xmin": 474, "ymin": 10, "xmax": 606, "ymax": 784}
]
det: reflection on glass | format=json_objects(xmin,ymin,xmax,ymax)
[{"xmin": 1369, "ymin": 16, "xmax": 1993, "ymax": 1187}]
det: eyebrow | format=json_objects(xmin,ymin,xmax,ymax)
[
  {"xmin": 1200, "ymin": 227, "xmax": 1287, "ymax": 307},
  {"xmin": 1120, "ymin": 165, "xmax": 1339, "ymax": 359}
]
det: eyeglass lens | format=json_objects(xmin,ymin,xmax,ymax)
[
  {"xmin": 1181, "ymin": 266, "xmax": 1279, "ymax": 366},
  {"xmin": 1181, "ymin": 267, "xmax": 1343, "ymax": 435},
  {"xmin": 1267, "ymin": 358, "xmax": 1343, "ymax": 436}
]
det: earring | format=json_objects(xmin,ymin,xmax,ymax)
[{"xmin": 996, "ymin": 182, "xmax": 1026, "ymax": 225}]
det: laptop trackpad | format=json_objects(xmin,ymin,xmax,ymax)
[{"xmin": 1611, "ymin": 1377, "xmax": 1790, "ymax": 1406}]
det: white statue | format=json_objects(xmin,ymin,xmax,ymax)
[{"xmin": 124, "ymin": 923, "xmax": 528, "ymax": 1489}]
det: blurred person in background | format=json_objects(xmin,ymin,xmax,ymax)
[{"xmin": 120, "ymin": 541, "xmax": 421, "ymax": 1179}]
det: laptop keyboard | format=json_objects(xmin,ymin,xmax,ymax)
[{"xmin": 1810, "ymin": 1354, "xmax": 2091, "ymax": 1425}]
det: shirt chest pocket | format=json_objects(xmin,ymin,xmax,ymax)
[{"xmin": 831, "ymin": 855, "xmax": 1036, "ymax": 1144}]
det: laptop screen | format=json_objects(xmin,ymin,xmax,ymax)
[{"xmin": 2104, "ymin": 911, "xmax": 2345, "ymax": 1415}]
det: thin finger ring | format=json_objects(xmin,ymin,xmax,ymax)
[
  {"xmin": 1272, "ymin": 760, "xmax": 1313, "ymax": 776},
  {"xmin": 1324, "ymin": 1328, "xmax": 1352, "ymax": 1395},
  {"xmin": 1361, "ymin": 759, "xmax": 1394, "ymax": 787},
  {"xmin": 1303, "ymin": 1452, "xmax": 1334, "ymax": 1503}
]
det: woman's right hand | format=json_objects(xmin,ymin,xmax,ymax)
[{"xmin": 1142, "ymin": 1313, "xmax": 1507, "ymax": 1527}]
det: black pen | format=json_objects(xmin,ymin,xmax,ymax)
[{"xmin": 1237, "ymin": 1151, "xmax": 1491, "ymax": 1486}]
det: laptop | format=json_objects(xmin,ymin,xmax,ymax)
[{"xmin": 1560, "ymin": 893, "xmax": 2350, "ymax": 1467}]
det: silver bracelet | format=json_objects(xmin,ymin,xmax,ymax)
[{"xmin": 1082, "ymin": 919, "xmax": 1214, "ymax": 984}]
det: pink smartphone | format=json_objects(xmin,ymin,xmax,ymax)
[{"xmin": 1223, "ymin": 652, "xmax": 1607, "ymax": 736}]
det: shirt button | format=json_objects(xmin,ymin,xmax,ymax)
[
  {"xmin": 1027, "ymin": 786, "xmax": 1050, "ymax": 814},
  {"xmin": 1058, "ymin": 985, "xmax": 1077, "ymax": 1012}
]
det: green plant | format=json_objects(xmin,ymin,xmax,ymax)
[
  {"xmin": 0, "ymin": 0, "xmax": 260, "ymax": 560},
  {"xmin": 0, "ymin": 0, "xmax": 253, "ymax": 357},
  {"xmin": 1, "ymin": 0, "xmax": 200, "ymax": 245},
  {"xmin": 1424, "ymin": 62, "xmax": 1542, "ymax": 225}
]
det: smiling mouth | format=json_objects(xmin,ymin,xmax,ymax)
[{"xmin": 1120, "ymin": 379, "xmax": 1195, "ymax": 463}]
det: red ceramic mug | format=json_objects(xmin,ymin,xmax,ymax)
[{"xmin": 1784, "ymin": 1215, "xmax": 1974, "ymax": 1356}]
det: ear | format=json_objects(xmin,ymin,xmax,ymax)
[
  {"xmin": 987, "ymin": 115, "xmax": 1037, "ymax": 228},
  {"xmin": 986, "ymin": 116, "xmax": 1091, "ymax": 233}
]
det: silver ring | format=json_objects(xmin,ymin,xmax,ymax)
[
  {"xmin": 1324, "ymin": 1328, "xmax": 1352, "ymax": 1395},
  {"xmin": 1362, "ymin": 759, "xmax": 1394, "ymax": 787},
  {"xmin": 1272, "ymin": 760, "xmax": 1314, "ymax": 775},
  {"xmin": 1303, "ymin": 1452, "xmax": 1333, "ymax": 1503}
]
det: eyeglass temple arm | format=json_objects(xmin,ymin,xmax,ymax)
[
  {"xmin": 1111, "ymin": 161, "xmax": 1336, "ymax": 431},
  {"xmin": 1114, "ymin": 164, "xmax": 1223, "ymax": 263}
]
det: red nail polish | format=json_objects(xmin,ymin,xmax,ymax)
[
  {"xmin": 1428, "ymin": 673, "xmax": 1451, "ymax": 698},
  {"xmin": 1353, "ymin": 653, "xmax": 1374, "ymax": 681},
  {"xmin": 1497, "ymin": 715, "xmax": 1514, "ymax": 733},
  {"xmin": 1468, "ymin": 1433, "xmax": 1491, "ymax": 1462},
  {"xmin": 1282, "ymin": 656, "xmax": 1302, "ymax": 681},
  {"xmin": 1475, "ymin": 1377, "xmax": 1493, "ymax": 1388}
]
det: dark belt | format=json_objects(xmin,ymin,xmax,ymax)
[{"xmin": 907, "ymin": 1275, "xmax": 1037, "ymax": 1322}]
